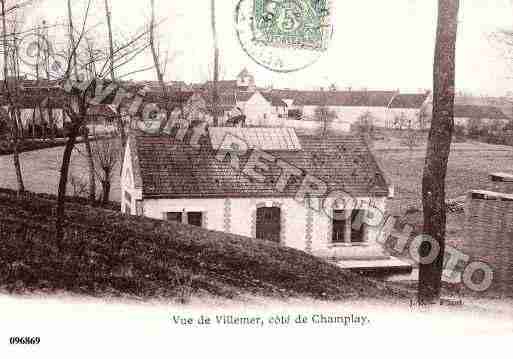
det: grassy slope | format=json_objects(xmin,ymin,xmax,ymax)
[{"xmin": 0, "ymin": 191, "xmax": 405, "ymax": 302}]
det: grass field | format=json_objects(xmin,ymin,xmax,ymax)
[
  {"xmin": 374, "ymin": 136, "xmax": 513, "ymax": 215},
  {"xmin": 0, "ymin": 142, "xmax": 121, "ymax": 202},
  {"xmin": 374, "ymin": 135, "xmax": 513, "ymax": 250}
]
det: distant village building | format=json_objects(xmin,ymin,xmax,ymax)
[
  {"xmin": 386, "ymin": 92, "xmax": 431, "ymax": 129},
  {"xmin": 86, "ymin": 104, "xmax": 120, "ymax": 134},
  {"xmin": 238, "ymin": 91, "xmax": 287, "ymax": 126},
  {"xmin": 0, "ymin": 80, "xmax": 70, "ymax": 136},
  {"xmin": 121, "ymin": 127, "xmax": 410, "ymax": 271},
  {"xmin": 453, "ymin": 105, "xmax": 509, "ymax": 128},
  {"xmin": 270, "ymin": 89, "xmax": 397, "ymax": 128},
  {"xmin": 236, "ymin": 67, "xmax": 256, "ymax": 92}
]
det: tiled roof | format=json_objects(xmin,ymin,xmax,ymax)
[
  {"xmin": 203, "ymin": 80, "xmax": 238, "ymax": 92},
  {"xmin": 236, "ymin": 91, "xmax": 254, "ymax": 102},
  {"xmin": 271, "ymin": 89, "xmax": 303, "ymax": 101},
  {"xmin": 389, "ymin": 93, "xmax": 429, "ymax": 109},
  {"xmin": 201, "ymin": 91, "xmax": 237, "ymax": 111},
  {"xmin": 260, "ymin": 92, "xmax": 288, "ymax": 107},
  {"xmin": 272, "ymin": 89, "xmax": 396, "ymax": 107},
  {"xmin": 144, "ymin": 90, "xmax": 194, "ymax": 104},
  {"xmin": 209, "ymin": 127, "xmax": 302, "ymax": 151},
  {"xmin": 133, "ymin": 131, "xmax": 390, "ymax": 199},
  {"xmin": 453, "ymin": 105, "xmax": 508, "ymax": 120},
  {"xmin": 235, "ymin": 91, "xmax": 286, "ymax": 107}
]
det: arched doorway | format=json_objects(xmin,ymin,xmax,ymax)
[{"xmin": 256, "ymin": 206, "xmax": 281, "ymax": 243}]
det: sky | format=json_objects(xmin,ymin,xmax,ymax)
[{"xmin": 17, "ymin": 0, "xmax": 513, "ymax": 96}]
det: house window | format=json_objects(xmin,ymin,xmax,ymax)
[
  {"xmin": 187, "ymin": 212, "xmax": 203, "ymax": 227},
  {"xmin": 332, "ymin": 209, "xmax": 366, "ymax": 244},
  {"xmin": 256, "ymin": 206, "xmax": 281, "ymax": 243},
  {"xmin": 332, "ymin": 210, "xmax": 346, "ymax": 243},
  {"xmin": 350, "ymin": 210, "xmax": 365, "ymax": 243},
  {"xmin": 166, "ymin": 212, "xmax": 183, "ymax": 223}
]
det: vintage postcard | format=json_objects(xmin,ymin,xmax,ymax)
[{"xmin": 0, "ymin": 0, "xmax": 512, "ymax": 357}]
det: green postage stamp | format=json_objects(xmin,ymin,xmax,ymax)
[
  {"xmin": 252, "ymin": 0, "xmax": 331, "ymax": 51},
  {"xmin": 236, "ymin": 0, "xmax": 333, "ymax": 72}
]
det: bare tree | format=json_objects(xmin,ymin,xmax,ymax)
[
  {"xmin": 100, "ymin": 0, "xmax": 153, "ymax": 156},
  {"xmin": 91, "ymin": 137, "xmax": 120, "ymax": 204},
  {"xmin": 210, "ymin": 0, "xmax": 219, "ymax": 126},
  {"xmin": 53, "ymin": 0, "xmax": 153, "ymax": 234},
  {"xmin": 418, "ymin": 0, "xmax": 460, "ymax": 304},
  {"xmin": 1, "ymin": 0, "xmax": 26, "ymax": 194},
  {"xmin": 67, "ymin": 0, "xmax": 96, "ymax": 202},
  {"xmin": 55, "ymin": 0, "xmax": 94, "ymax": 239},
  {"xmin": 148, "ymin": 0, "xmax": 183, "ymax": 133}
]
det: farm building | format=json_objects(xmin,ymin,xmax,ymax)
[
  {"xmin": 271, "ymin": 89, "xmax": 396, "ymax": 128},
  {"xmin": 453, "ymin": 105, "xmax": 509, "ymax": 127},
  {"xmin": 237, "ymin": 91, "xmax": 287, "ymax": 126},
  {"xmin": 386, "ymin": 92, "xmax": 431, "ymax": 129},
  {"xmin": 121, "ymin": 127, "xmax": 410, "ymax": 271}
]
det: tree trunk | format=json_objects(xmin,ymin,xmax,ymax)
[
  {"xmin": 102, "ymin": 178, "xmax": 111, "ymax": 205},
  {"xmin": 11, "ymin": 117, "xmax": 25, "ymax": 193},
  {"xmin": 149, "ymin": 0, "xmax": 175, "ymax": 136},
  {"xmin": 117, "ymin": 118, "xmax": 127, "ymax": 148},
  {"xmin": 56, "ymin": 129, "xmax": 78, "ymax": 241},
  {"xmin": 83, "ymin": 128, "xmax": 96, "ymax": 202},
  {"xmin": 418, "ymin": 0, "xmax": 460, "ymax": 304},
  {"xmin": 104, "ymin": 0, "xmax": 115, "ymax": 81},
  {"xmin": 211, "ymin": 0, "xmax": 219, "ymax": 126}
]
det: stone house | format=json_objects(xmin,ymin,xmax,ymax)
[{"xmin": 121, "ymin": 127, "xmax": 409, "ymax": 270}]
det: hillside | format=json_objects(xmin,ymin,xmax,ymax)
[{"xmin": 0, "ymin": 189, "xmax": 406, "ymax": 303}]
